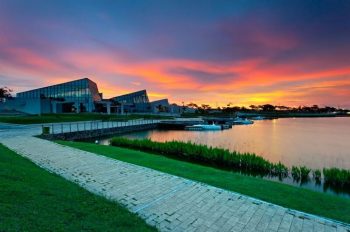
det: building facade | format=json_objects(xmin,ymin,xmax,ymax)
[
  {"xmin": 0, "ymin": 78, "xmax": 181, "ymax": 115},
  {"xmin": 16, "ymin": 78, "xmax": 102, "ymax": 113},
  {"xmin": 110, "ymin": 90, "xmax": 151, "ymax": 113}
]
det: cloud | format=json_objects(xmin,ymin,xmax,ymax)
[{"xmin": 0, "ymin": 0, "xmax": 350, "ymax": 107}]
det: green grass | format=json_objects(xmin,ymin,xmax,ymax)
[
  {"xmin": 58, "ymin": 141, "xmax": 350, "ymax": 224},
  {"xmin": 110, "ymin": 138, "xmax": 350, "ymax": 188},
  {"xmin": 0, "ymin": 113, "xmax": 172, "ymax": 124},
  {"xmin": 0, "ymin": 144, "xmax": 156, "ymax": 232},
  {"xmin": 110, "ymin": 137, "xmax": 288, "ymax": 176}
]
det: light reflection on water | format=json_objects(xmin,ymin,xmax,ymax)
[
  {"xmin": 100, "ymin": 117, "xmax": 350, "ymax": 169},
  {"xmin": 97, "ymin": 117, "xmax": 350, "ymax": 197}
]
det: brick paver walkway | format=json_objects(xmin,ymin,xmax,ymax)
[{"xmin": 1, "ymin": 136, "xmax": 350, "ymax": 232}]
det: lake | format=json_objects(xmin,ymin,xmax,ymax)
[{"xmin": 99, "ymin": 117, "xmax": 350, "ymax": 170}]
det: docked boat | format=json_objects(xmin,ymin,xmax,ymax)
[
  {"xmin": 251, "ymin": 116, "xmax": 265, "ymax": 120},
  {"xmin": 185, "ymin": 123, "xmax": 222, "ymax": 131},
  {"xmin": 233, "ymin": 117, "xmax": 254, "ymax": 125}
]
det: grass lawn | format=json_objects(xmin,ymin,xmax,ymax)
[
  {"xmin": 0, "ymin": 113, "xmax": 171, "ymax": 124},
  {"xmin": 0, "ymin": 144, "xmax": 156, "ymax": 232},
  {"xmin": 58, "ymin": 141, "xmax": 350, "ymax": 224}
]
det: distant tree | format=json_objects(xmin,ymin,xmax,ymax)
[
  {"xmin": 201, "ymin": 104, "xmax": 211, "ymax": 110},
  {"xmin": 275, "ymin": 105, "xmax": 290, "ymax": 111},
  {"xmin": 260, "ymin": 104, "xmax": 275, "ymax": 111},
  {"xmin": 187, "ymin": 102, "xmax": 198, "ymax": 109},
  {"xmin": 249, "ymin": 105, "xmax": 259, "ymax": 111},
  {"xmin": 0, "ymin": 87, "xmax": 13, "ymax": 99},
  {"xmin": 311, "ymin": 105, "xmax": 319, "ymax": 112}
]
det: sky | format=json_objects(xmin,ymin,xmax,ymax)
[{"xmin": 0, "ymin": 0, "xmax": 350, "ymax": 108}]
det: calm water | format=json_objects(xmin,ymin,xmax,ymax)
[
  {"xmin": 97, "ymin": 117, "xmax": 350, "ymax": 197},
  {"xmin": 99, "ymin": 117, "xmax": 350, "ymax": 169}
]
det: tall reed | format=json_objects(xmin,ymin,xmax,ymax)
[{"xmin": 110, "ymin": 137, "xmax": 350, "ymax": 187}]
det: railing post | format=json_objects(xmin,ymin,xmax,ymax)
[
  {"xmin": 61, "ymin": 124, "xmax": 63, "ymax": 134},
  {"xmin": 52, "ymin": 124, "xmax": 54, "ymax": 134},
  {"xmin": 77, "ymin": 123, "xmax": 79, "ymax": 132},
  {"xmin": 70, "ymin": 123, "xmax": 71, "ymax": 133},
  {"xmin": 84, "ymin": 122, "xmax": 86, "ymax": 131}
]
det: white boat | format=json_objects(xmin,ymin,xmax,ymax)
[
  {"xmin": 187, "ymin": 124, "xmax": 222, "ymax": 130},
  {"xmin": 251, "ymin": 116, "xmax": 265, "ymax": 120},
  {"xmin": 233, "ymin": 117, "xmax": 254, "ymax": 125}
]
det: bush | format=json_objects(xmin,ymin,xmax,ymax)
[{"xmin": 42, "ymin": 126, "xmax": 50, "ymax": 135}]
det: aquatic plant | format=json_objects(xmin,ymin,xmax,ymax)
[
  {"xmin": 110, "ymin": 137, "xmax": 282, "ymax": 176},
  {"xmin": 300, "ymin": 166, "xmax": 311, "ymax": 180},
  {"xmin": 313, "ymin": 169, "xmax": 321, "ymax": 181},
  {"xmin": 271, "ymin": 162, "xmax": 288, "ymax": 177},
  {"xmin": 291, "ymin": 166, "xmax": 301, "ymax": 180},
  {"xmin": 110, "ymin": 137, "xmax": 350, "ymax": 189},
  {"xmin": 323, "ymin": 168, "xmax": 350, "ymax": 187}
]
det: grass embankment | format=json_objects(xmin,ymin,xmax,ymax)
[
  {"xmin": 110, "ymin": 138, "xmax": 350, "ymax": 187},
  {"xmin": 58, "ymin": 141, "xmax": 350, "ymax": 223},
  {"xmin": 0, "ymin": 144, "xmax": 156, "ymax": 232},
  {"xmin": 0, "ymin": 113, "xmax": 172, "ymax": 124}
]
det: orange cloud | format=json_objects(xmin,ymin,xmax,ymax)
[{"xmin": 1, "ymin": 45, "xmax": 349, "ymax": 107}]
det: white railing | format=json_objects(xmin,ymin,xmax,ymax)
[{"xmin": 43, "ymin": 119, "xmax": 159, "ymax": 135}]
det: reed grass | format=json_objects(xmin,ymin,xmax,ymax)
[
  {"xmin": 313, "ymin": 169, "xmax": 322, "ymax": 181},
  {"xmin": 323, "ymin": 168, "xmax": 350, "ymax": 187},
  {"xmin": 111, "ymin": 137, "xmax": 279, "ymax": 176},
  {"xmin": 291, "ymin": 166, "xmax": 301, "ymax": 180},
  {"xmin": 110, "ymin": 137, "xmax": 350, "ymax": 187},
  {"xmin": 300, "ymin": 166, "xmax": 311, "ymax": 180}
]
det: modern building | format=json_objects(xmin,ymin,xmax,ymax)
[
  {"xmin": 0, "ymin": 78, "xmax": 181, "ymax": 115},
  {"xmin": 150, "ymin": 99, "xmax": 170, "ymax": 113},
  {"xmin": 112, "ymin": 89, "xmax": 149, "ymax": 104},
  {"xmin": 110, "ymin": 90, "xmax": 151, "ymax": 113},
  {"xmin": 0, "ymin": 78, "xmax": 104, "ymax": 114},
  {"xmin": 17, "ymin": 78, "xmax": 102, "ymax": 113}
]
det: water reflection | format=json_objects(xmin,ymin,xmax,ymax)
[
  {"xmin": 104, "ymin": 117, "xmax": 350, "ymax": 169},
  {"xmin": 97, "ymin": 117, "xmax": 350, "ymax": 197}
]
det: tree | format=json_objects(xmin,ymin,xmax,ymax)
[
  {"xmin": 249, "ymin": 105, "xmax": 259, "ymax": 111},
  {"xmin": 0, "ymin": 87, "xmax": 13, "ymax": 99},
  {"xmin": 260, "ymin": 104, "xmax": 275, "ymax": 111}
]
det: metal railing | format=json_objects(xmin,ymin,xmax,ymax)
[{"xmin": 42, "ymin": 119, "xmax": 159, "ymax": 135}]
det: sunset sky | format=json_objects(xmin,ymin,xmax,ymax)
[{"xmin": 0, "ymin": 0, "xmax": 349, "ymax": 107}]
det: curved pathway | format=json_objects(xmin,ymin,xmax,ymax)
[{"xmin": 1, "ymin": 133, "xmax": 350, "ymax": 232}]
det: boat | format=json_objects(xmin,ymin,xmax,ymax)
[
  {"xmin": 251, "ymin": 116, "xmax": 265, "ymax": 120},
  {"xmin": 185, "ymin": 123, "xmax": 222, "ymax": 131},
  {"xmin": 232, "ymin": 117, "xmax": 254, "ymax": 125}
]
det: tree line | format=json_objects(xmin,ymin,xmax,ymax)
[{"xmin": 185, "ymin": 102, "xmax": 349, "ymax": 114}]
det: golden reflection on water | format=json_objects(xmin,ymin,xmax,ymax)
[{"xmin": 120, "ymin": 117, "xmax": 350, "ymax": 169}]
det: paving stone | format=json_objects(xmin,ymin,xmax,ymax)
[{"xmin": 1, "ymin": 134, "xmax": 350, "ymax": 232}]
